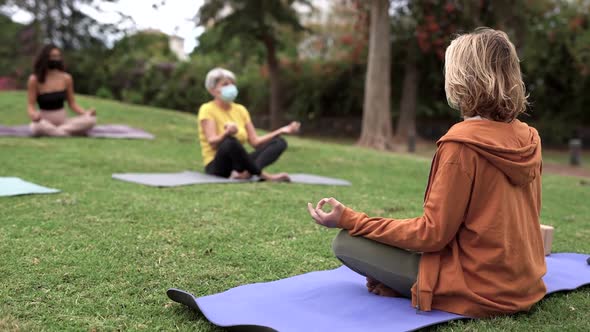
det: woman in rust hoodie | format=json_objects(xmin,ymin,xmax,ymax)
[{"xmin": 307, "ymin": 28, "xmax": 546, "ymax": 318}]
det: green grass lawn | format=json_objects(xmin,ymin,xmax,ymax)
[{"xmin": 1, "ymin": 91, "xmax": 589, "ymax": 331}]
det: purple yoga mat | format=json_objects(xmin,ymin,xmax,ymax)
[
  {"xmin": 0, "ymin": 124, "xmax": 154, "ymax": 139},
  {"xmin": 167, "ymin": 253, "xmax": 590, "ymax": 332}
]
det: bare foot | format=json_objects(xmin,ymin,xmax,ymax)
[
  {"xmin": 69, "ymin": 130, "xmax": 88, "ymax": 137},
  {"xmin": 230, "ymin": 170, "xmax": 251, "ymax": 180},
  {"xmin": 261, "ymin": 172, "xmax": 291, "ymax": 182},
  {"xmin": 366, "ymin": 276, "xmax": 380, "ymax": 292},
  {"xmin": 366, "ymin": 277, "xmax": 402, "ymax": 297}
]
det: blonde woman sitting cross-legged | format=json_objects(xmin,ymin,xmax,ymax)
[{"xmin": 308, "ymin": 28, "xmax": 546, "ymax": 318}]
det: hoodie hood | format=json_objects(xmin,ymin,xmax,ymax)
[{"xmin": 438, "ymin": 119, "xmax": 542, "ymax": 186}]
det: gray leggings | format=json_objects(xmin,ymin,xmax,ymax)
[{"xmin": 332, "ymin": 230, "xmax": 421, "ymax": 298}]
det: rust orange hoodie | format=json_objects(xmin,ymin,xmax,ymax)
[{"xmin": 338, "ymin": 119, "xmax": 547, "ymax": 318}]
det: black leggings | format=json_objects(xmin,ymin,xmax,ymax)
[{"xmin": 205, "ymin": 136, "xmax": 288, "ymax": 178}]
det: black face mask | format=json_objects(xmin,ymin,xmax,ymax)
[{"xmin": 48, "ymin": 60, "xmax": 64, "ymax": 70}]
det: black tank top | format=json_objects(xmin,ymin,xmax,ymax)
[{"xmin": 37, "ymin": 90, "xmax": 66, "ymax": 111}]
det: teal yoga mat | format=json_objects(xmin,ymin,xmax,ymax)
[{"xmin": 0, "ymin": 177, "xmax": 60, "ymax": 197}]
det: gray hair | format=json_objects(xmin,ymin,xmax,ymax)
[{"xmin": 204, "ymin": 67, "xmax": 236, "ymax": 90}]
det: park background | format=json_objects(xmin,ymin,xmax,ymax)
[
  {"xmin": 1, "ymin": 1, "xmax": 589, "ymax": 331},
  {"xmin": 1, "ymin": 0, "xmax": 589, "ymax": 148}
]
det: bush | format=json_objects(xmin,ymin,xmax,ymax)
[
  {"xmin": 121, "ymin": 89, "xmax": 143, "ymax": 105},
  {"xmin": 57, "ymin": 31, "xmax": 588, "ymax": 145},
  {"xmin": 282, "ymin": 60, "xmax": 365, "ymax": 120},
  {"xmin": 143, "ymin": 58, "xmax": 221, "ymax": 112},
  {"xmin": 95, "ymin": 86, "xmax": 113, "ymax": 99},
  {"xmin": 237, "ymin": 61, "xmax": 270, "ymax": 116}
]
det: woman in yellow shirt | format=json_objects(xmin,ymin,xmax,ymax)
[{"xmin": 198, "ymin": 68, "xmax": 300, "ymax": 181}]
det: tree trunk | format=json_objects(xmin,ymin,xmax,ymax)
[
  {"xmin": 62, "ymin": 0, "xmax": 74, "ymax": 49},
  {"xmin": 45, "ymin": 0, "xmax": 55, "ymax": 45},
  {"xmin": 263, "ymin": 35, "xmax": 282, "ymax": 130},
  {"xmin": 357, "ymin": 0, "xmax": 394, "ymax": 150},
  {"xmin": 32, "ymin": 0, "xmax": 42, "ymax": 53},
  {"xmin": 394, "ymin": 48, "xmax": 419, "ymax": 147}
]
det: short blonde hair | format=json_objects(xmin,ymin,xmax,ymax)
[
  {"xmin": 204, "ymin": 67, "xmax": 236, "ymax": 90},
  {"xmin": 444, "ymin": 28, "xmax": 528, "ymax": 122}
]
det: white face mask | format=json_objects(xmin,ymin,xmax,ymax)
[{"xmin": 220, "ymin": 84, "xmax": 238, "ymax": 102}]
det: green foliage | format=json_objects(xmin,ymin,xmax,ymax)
[
  {"xmin": 2, "ymin": 0, "xmax": 589, "ymax": 144},
  {"xmin": 141, "ymin": 59, "xmax": 214, "ymax": 112},
  {"xmin": 522, "ymin": 0, "xmax": 590, "ymax": 125},
  {"xmin": 65, "ymin": 45, "xmax": 112, "ymax": 96},
  {"xmin": 121, "ymin": 89, "xmax": 143, "ymax": 104},
  {"xmin": 0, "ymin": 91, "xmax": 589, "ymax": 331},
  {"xmin": 232, "ymin": 60, "xmax": 269, "ymax": 114},
  {"xmin": 388, "ymin": 0, "xmax": 590, "ymax": 144},
  {"xmin": 193, "ymin": 22, "xmax": 265, "ymax": 64},
  {"xmin": 2, "ymin": 0, "xmax": 122, "ymax": 50},
  {"xmin": 197, "ymin": 0, "xmax": 310, "ymax": 43},
  {"xmin": 282, "ymin": 60, "xmax": 365, "ymax": 119},
  {"xmin": 66, "ymin": 32, "xmax": 183, "ymax": 103},
  {"xmin": 111, "ymin": 32, "xmax": 177, "ymax": 62},
  {"xmin": 95, "ymin": 86, "xmax": 113, "ymax": 99},
  {"xmin": 0, "ymin": 14, "xmax": 25, "ymax": 76},
  {"xmin": 195, "ymin": 0, "xmax": 311, "ymax": 70}
]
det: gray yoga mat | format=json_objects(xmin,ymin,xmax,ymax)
[
  {"xmin": 112, "ymin": 171, "xmax": 351, "ymax": 187},
  {"xmin": 0, "ymin": 124, "xmax": 154, "ymax": 139}
]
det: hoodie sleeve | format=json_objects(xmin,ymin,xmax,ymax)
[{"xmin": 338, "ymin": 145, "xmax": 473, "ymax": 252}]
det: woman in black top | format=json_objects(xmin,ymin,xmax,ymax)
[{"xmin": 27, "ymin": 44, "xmax": 96, "ymax": 136}]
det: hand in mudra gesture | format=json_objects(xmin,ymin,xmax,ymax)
[
  {"xmin": 281, "ymin": 121, "xmax": 300, "ymax": 135},
  {"xmin": 307, "ymin": 197, "xmax": 345, "ymax": 228},
  {"xmin": 224, "ymin": 122, "xmax": 238, "ymax": 135},
  {"xmin": 30, "ymin": 111, "xmax": 41, "ymax": 122}
]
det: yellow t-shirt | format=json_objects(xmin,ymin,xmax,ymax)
[{"xmin": 197, "ymin": 101, "xmax": 252, "ymax": 166}]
